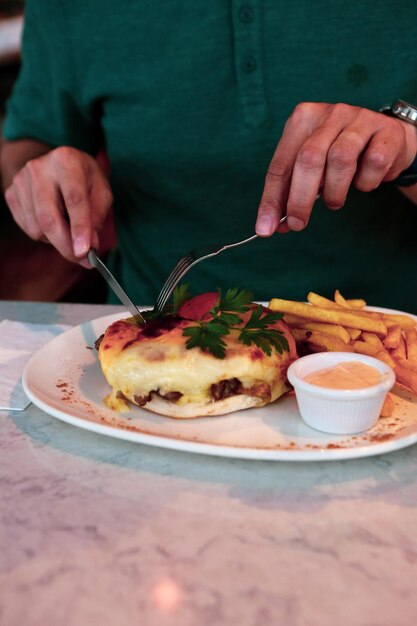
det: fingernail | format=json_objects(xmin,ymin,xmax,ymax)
[
  {"xmin": 287, "ymin": 216, "xmax": 305, "ymax": 231},
  {"xmin": 73, "ymin": 236, "xmax": 89, "ymax": 257},
  {"xmin": 256, "ymin": 214, "xmax": 274, "ymax": 235}
]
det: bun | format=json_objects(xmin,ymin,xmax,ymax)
[{"xmin": 138, "ymin": 385, "xmax": 288, "ymax": 419}]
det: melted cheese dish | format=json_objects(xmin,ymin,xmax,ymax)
[{"xmin": 97, "ymin": 310, "xmax": 297, "ymax": 419}]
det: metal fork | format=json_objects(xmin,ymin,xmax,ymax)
[
  {"xmin": 154, "ymin": 233, "xmax": 259, "ymax": 311},
  {"xmin": 154, "ymin": 194, "xmax": 322, "ymax": 312}
]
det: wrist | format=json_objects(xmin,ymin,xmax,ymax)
[
  {"xmin": 388, "ymin": 121, "xmax": 417, "ymax": 186},
  {"xmin": 380, "ymin": 100, "xmax": 417, "ymax": 187},
  {"xmin": 401, "ymin": 120, "xmax": 417, "ymax": 169}
]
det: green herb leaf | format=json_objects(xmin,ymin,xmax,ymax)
[
  {"xmin": 141, "ymin": 307, "xmax": 166, "ymax": 322},
  {"xmin": 173, "ymin": 283, "xmax": 192, "ymax": 313},
  {"xmin": 220, "ymin": 287, "xmax": 253, "ymax": 313},
  {"xmin": 238, "ymin": 305, "xmax": 288, "ymax": 355},
  {"xmin": 142, "ymin": 282, "xmax": 192, "ymax": 322},
  {"xmin": 216, "ymin": 311, "xmax": 242, "ymax": 327},
  {"xmin": 243, "ymin": 305, "xmax": 284, "ymax": 329},
  {"xmin": 239, "ymin": 328, "xmax": 289, "ymax": 356},
  {"xmin": 183, "ymin": 321, "xmax": 230, "ymax": 359},
  {"xmin": 182, "ymin": 288, "xmax": 290, "ymax": 359}
]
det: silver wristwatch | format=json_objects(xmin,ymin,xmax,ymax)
[
  {"xmin": 380, "ymin": 99, "xmax": 417, "ymax": 186},
  {"xmin": 380, "ymin": 99, "xmax": 417, "ymax": 127}
]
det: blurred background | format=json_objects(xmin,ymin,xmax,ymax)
[{"xmin": 0, "ymin": 0, "xmax": 106, "ymax": 302}]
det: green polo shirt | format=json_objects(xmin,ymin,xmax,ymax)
[{"xmin": 4, "ymin": 0, "xmax": 417, "ymax": 312}]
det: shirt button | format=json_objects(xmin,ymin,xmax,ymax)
[
  {"xmin": 242, "ymin": 56, "xmax": 257, "ymax": 73},
  {"xmin": 239, "ymin": 5, "xmax": 254, "ymax": 23}
]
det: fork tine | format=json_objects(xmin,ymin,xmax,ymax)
[
  {"xmin": 157, "ymin": 269, "xmax": 190, "ymax": 306},
  {"xmin": 157, "ymin": 263, "xmax": 193, "ymax": 308},
  {"xmin": 158, "ymin": 258, "xmax": 192, "ymax": 297},
  {"xmin": 155, "ymin": 255, "xmax": 193, "ymax": 310},
  {"xmin": 160, "ymin": 258, "xmax": 190, "ymax": 290}
]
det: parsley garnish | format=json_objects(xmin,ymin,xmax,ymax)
[
  {"xmin": 142, "ymin": 284, "xmax": 191, "ymax": 321},
  {"xmin": 239, "ymin": 305, "xmax": 289, "ymax": 356},
  {"xmin": 183, "ymin": 321, "xmax": 229, "ymax": 360},
  {"xmin": 172, "ymin": 283, "xmax": 192, "ymax": 313},
  {"xmin": 218, "ymin": 287, "xmax": 253, "ymax": 313},
  {"xmin": 183, "ymin": 288, "xmax": 289, "ymax": 359}
]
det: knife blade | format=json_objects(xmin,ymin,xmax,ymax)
[{"xmin": 87, "ymin": 249, "xmax": 145, "ymax": 323}]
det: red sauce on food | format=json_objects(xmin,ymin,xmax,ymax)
[{"xmin": 141, "ymin": 316, "xmax": 183, "ymax": 338}]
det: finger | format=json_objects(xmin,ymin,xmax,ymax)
[
  {"xmin": 256, "ymin": 104, "xmax": 322, "ymax": 236},
  {"xmin": 53, "ymin": 151, "xmax": 93, "ymax": 258},
  {"xmin": 6, "ymin": 170, "xmax": 49, "ymax": 244},
  {"xmin": 27, "ymin": 159, "xmax": 76, "ymax": 262},
  {"xmin": 14, "ymin": 167, "xmax": 46, "ymax": 240},
  {"xmin": 354, "ymin": 128, "xmax": 403, "ymax": 191},
  {"xmin": 4, "ymin": 184, "xmax": 28, "ymax": 233},
  {"xmin": 276, "ymin": 218, "xmax": 290, "ymax": 234},
  {"xmin": 88, "ymin": 164, "xmax": 113, "ymax": 243},
  {"xmin": 322, "ymin": 128, "xmax": 369, "ymax": 208},
  {"xmin": 256, "ymin": 155, "xmax": 292, "ymax": 235},
  {"xmin": 286, "ymin": 104, "xmax": 358, "ymax": 229}
]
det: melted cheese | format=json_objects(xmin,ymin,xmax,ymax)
[{"xmin": 98, "ymin": 314, "xmax": 296, "ymax": 411}]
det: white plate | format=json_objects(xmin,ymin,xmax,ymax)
[{"xmin": 22, "ymin": 309, "xmax": 417, "ymax": 461}]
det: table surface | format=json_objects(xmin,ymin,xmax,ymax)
[{"xmin": 1, "ymin": 300, "xmax": 417, "ymax": 626}]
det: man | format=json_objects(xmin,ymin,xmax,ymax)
[{"xmin": 1, "ymin": 1, "xmax": 417, "ymax": 310}]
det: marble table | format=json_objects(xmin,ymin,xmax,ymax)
[{"xmin": 1, "ymin": 301, "xmax": 417, "ymax": 626}]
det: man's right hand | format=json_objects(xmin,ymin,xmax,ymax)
[{"xmin": 3, "ymin": 146, "xmax": 113, "ymax": 268}]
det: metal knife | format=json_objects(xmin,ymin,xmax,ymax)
[{"xmin": 87, "ymin": 248, "xmax": 145, "ymax": 323}]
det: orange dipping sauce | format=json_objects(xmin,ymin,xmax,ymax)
[{"xmin": 304, "ymin": 361, "xmax": 385, "ymax": 390}]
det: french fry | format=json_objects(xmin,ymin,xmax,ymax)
[
  {"xmin": 345, "ymin": 309, "xmax": 415, "ymax": 329},
  {"xmin": 284, "ymin": 317, "xmax": 350, "ymax": 344},
  {"xmin": 405, "ymin": 328, "xmax": 417, "ymax": 362},
  {"xmin": 334, "ymin": 289, "xmax": 350, "ymax": 308},
  {"xmin": 282, "ymin": 313, "xmax": 312, "ymax": 326},
  {"xmin": 352, "ymin": 340, "xmax": 380, "ymax": 357},
  {"xmin": 391, "ymin": 335, "xmax": 407, "ymax": 361},
  {"xmin": 374, "ymin": 350, "xmax": 396, "ymax": 369},
  {"xmin": 395, "ymin": 365, "xmax": 417, "ymax": 394},
  {"xmin": 269, "ymin": 298, "xmax": 388, "ymax": 336},
  {"xmin": 291, "ymin": 328, "xmax": 354, "ymax": 353},
  {"xmin": 382, "ymin": 313, "xmax": 416, "ymax": 330},
  {"xmin": 383, "ymin": 324, "xmax": 401, "ymax": 350},
  {"xmin": 303, "ymin": 323, "xmax": 350, "ymax": 344},
  {"xmin": 395, "ymin": 359, "xmax": 417, "ymax": 374},
  {"xmin": 380, "ymin": 393, "xmax": 394, "ymax": 417},
  {"xmin": 284, "ymin": 313, "xmax": 354, "ymax": 343},
  {"xmin": 362, "ymin": 332, "xmax": 385, "ymax": 351},
  {"xmin": 384, "ymin": 319, "xmax": 401, "ymax": 328},
  {"xmin": 346, "ymin": 298, "xmax": 367, "ymax": 309},
  {"xmin": 343, "ymin": 309, "xmax": 384, "ymax": 320},
  {"xmin": 307, "ymin": 292, "xmax": 343, "ymax": 309},
  {"xmin": 351, "ymin": 341, "xmax": 396, "ymax": 368},
  {"xmin": 346, "ymin": 327, "xmax": 362, "ymax": 340}
]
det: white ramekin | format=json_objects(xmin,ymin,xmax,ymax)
[{"xmin": 287, "ymin": 352, "xmax": 395, "ymax": 435}]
